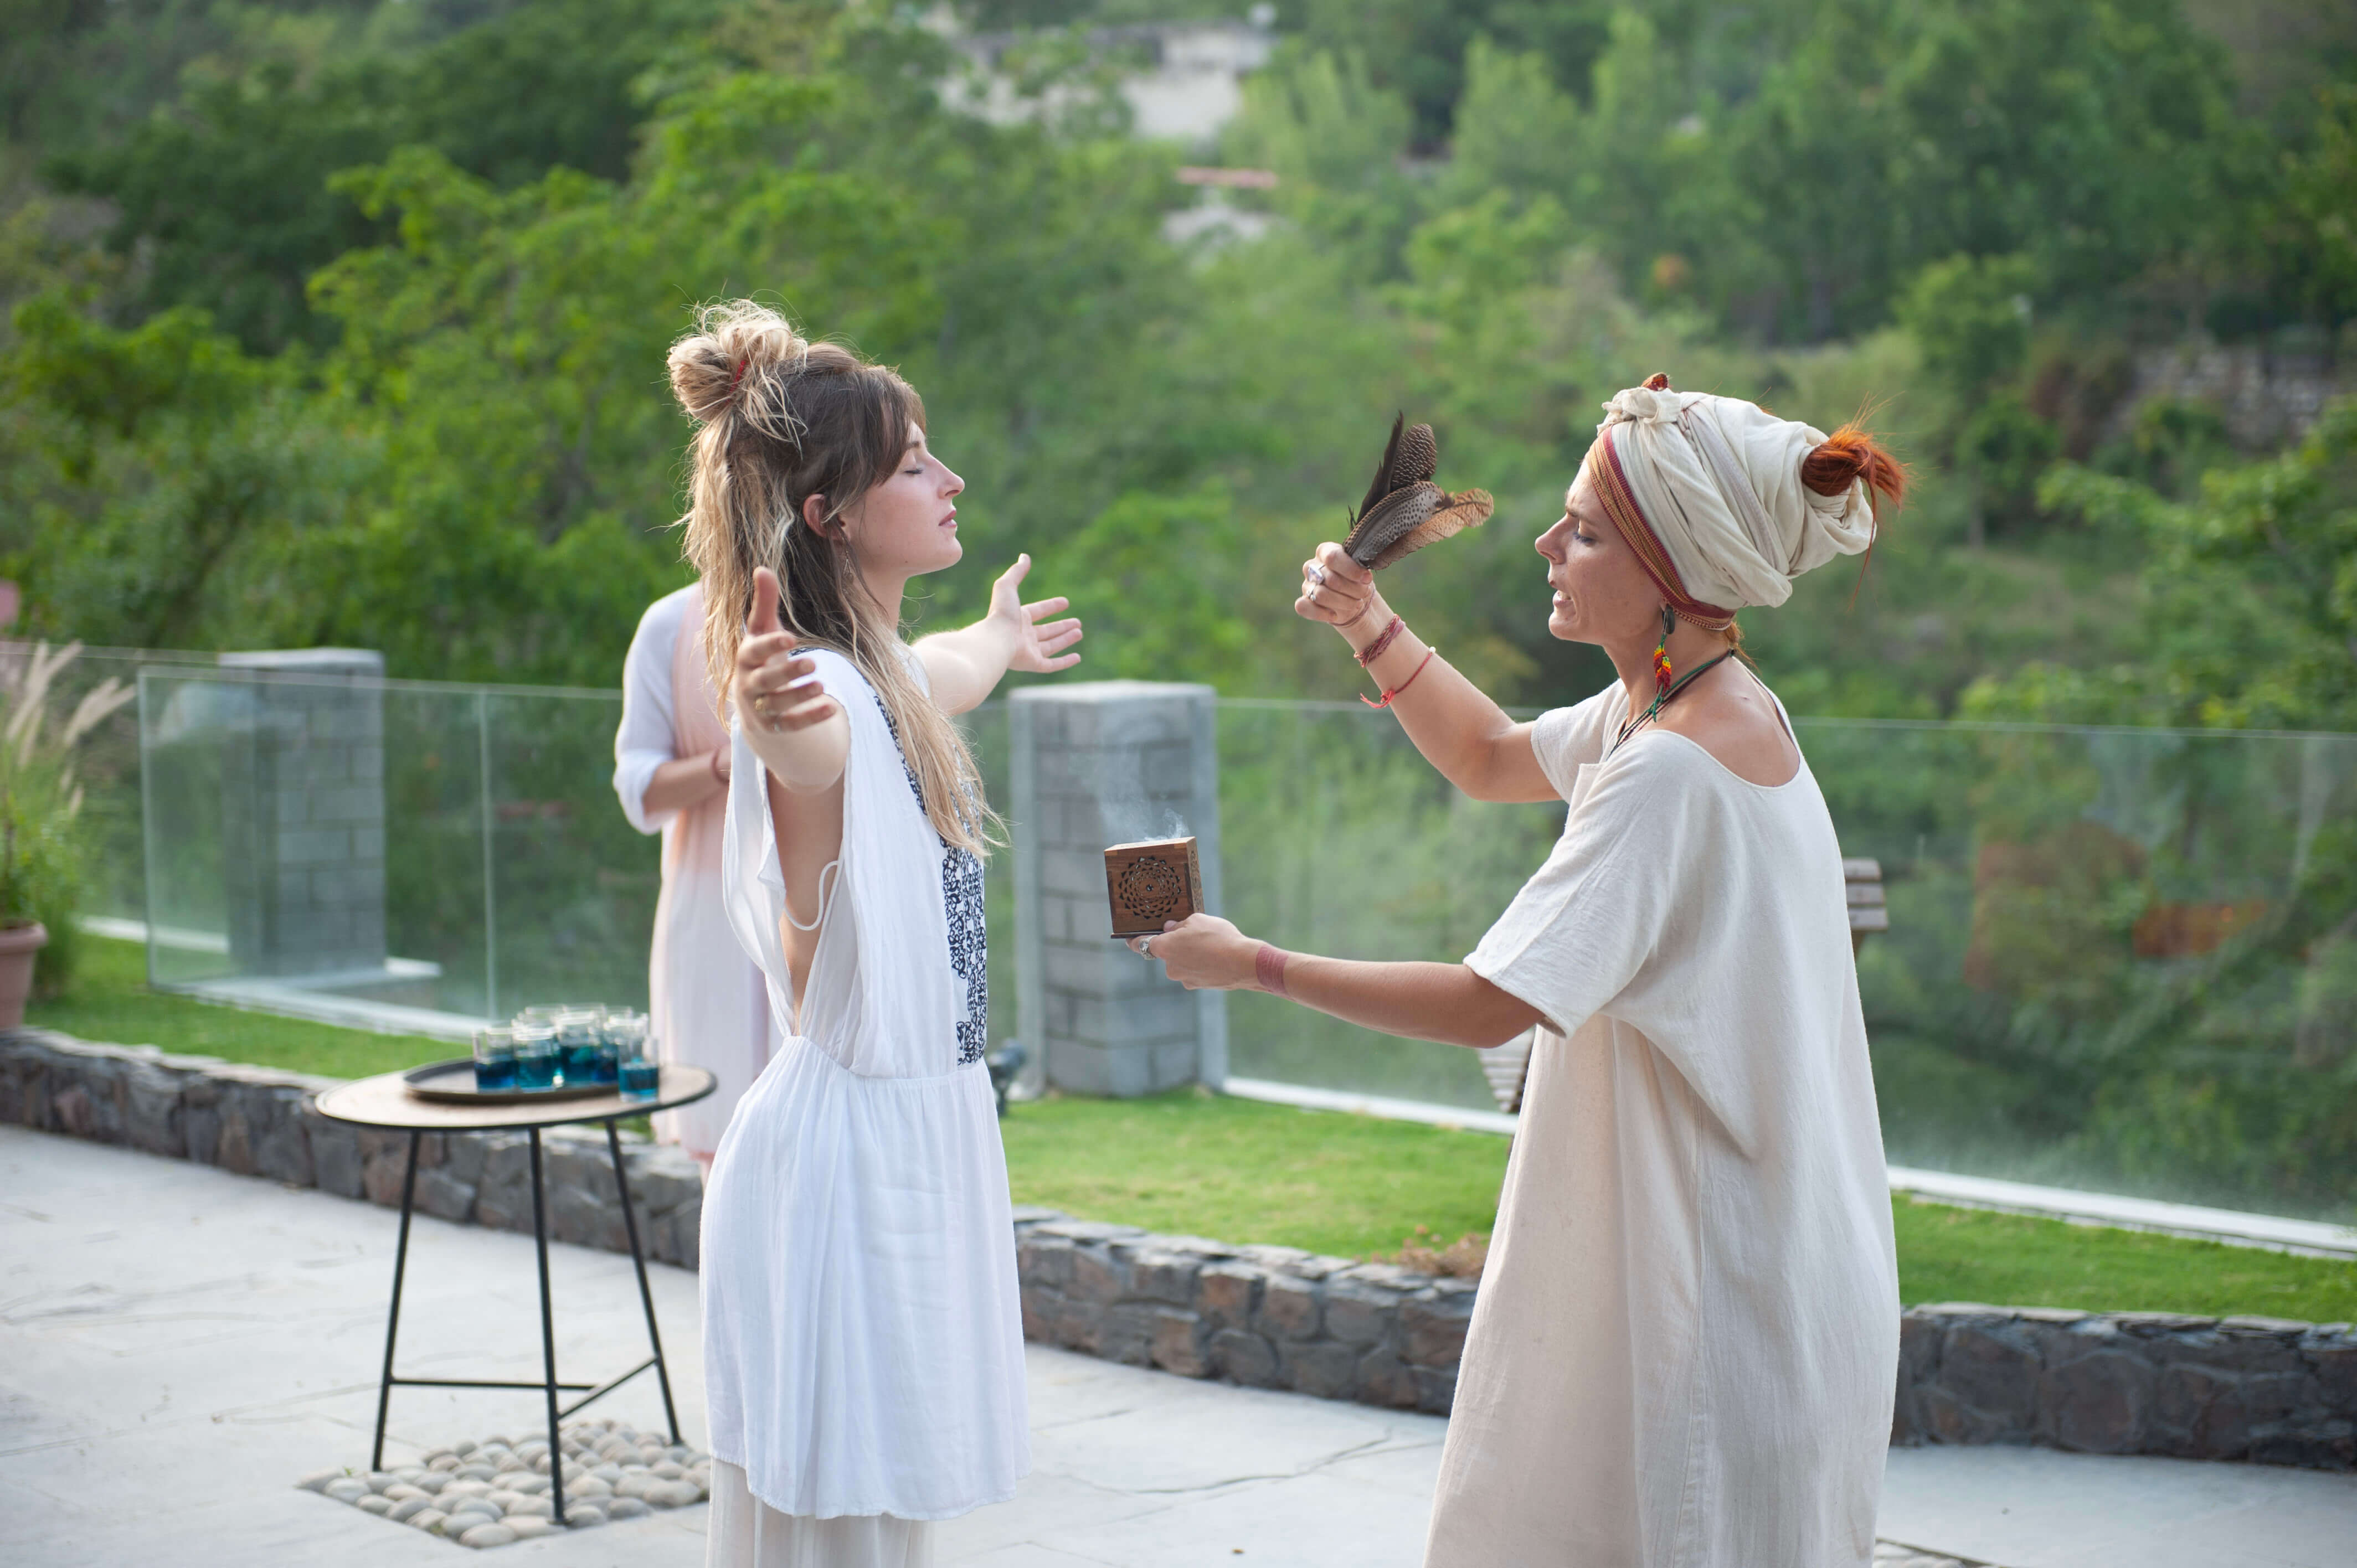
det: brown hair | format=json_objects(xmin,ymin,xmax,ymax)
[{"xmin": 669, "ymin": 300, "xmax": 995, "ymax": 856}]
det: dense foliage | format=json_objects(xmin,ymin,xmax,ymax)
[
  {"xmin": 0, "ymin": 0, "xmax": 2347, "ymax": 711},
  {"xmin": 3, "ymin": 0, "xmax": 2355, "ymax": 1208}
]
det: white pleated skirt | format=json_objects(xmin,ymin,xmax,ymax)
[
  {"xmin": 708, "ymin": 1459, "xmax": 934, "ymax": 1568},
  {"xmin": 701, "ymin": 1038, "xmax": 1028, "ymax": 1521}
]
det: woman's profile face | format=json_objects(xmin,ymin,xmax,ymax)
[
  {"xmin": 841, "ymin": 420, "xmax": 965, "ymax": 579},
  {"xmin": 1535, "ymin": 457, "xmax": 1659, "ymax": 648}
]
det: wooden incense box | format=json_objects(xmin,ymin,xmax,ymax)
[{"xmin": 1104, "ymin": 837, "xmax": 1205, "ymax": 938}]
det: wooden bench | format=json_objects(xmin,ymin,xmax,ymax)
[{"xmin": 1480, "ymin": 857, "xmax": 1887, "ymax": 1115}]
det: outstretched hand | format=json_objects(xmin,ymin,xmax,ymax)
[
  {"xmin": 1128, "ymin": 913, "xmax": 1258, "ymax": 991},
  {"xmin": 990, "ymin": 554, "xmax": 1084, "ymax": 674},
  {"xmin": 736, "ymin": 566, "xmax": 834, "ymax": 736}
]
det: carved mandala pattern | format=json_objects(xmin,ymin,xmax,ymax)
[{"xmin": 1117, "ymin": 856, "xmax": 1186, "ymax": 921}]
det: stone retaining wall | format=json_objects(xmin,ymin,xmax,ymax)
[
  {"xmin": 0, "ymin": 1029, "xmax": 704, "ymax": 1267},
  {"xmin": 6, "ymin": 1028, "xmax": 2352, "ymax": 1470},
  {"xmin": 1895, "ymin": 1302, "xmax": 2355, "ymax": 1469}
]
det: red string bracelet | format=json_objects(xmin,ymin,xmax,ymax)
[
  {"xmin": 1354, "ymin": 616, "xmax": 1406, "ymax": 667},
  {"xmin": 1255, "ymin": 942, "xmax": 1291, "ymax": 997},
  {"xmin": 1362, "ymin": 647, "xmax": 1438, "ymax": 710}
]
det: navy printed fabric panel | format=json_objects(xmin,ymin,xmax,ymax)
[{"xmin": 875, "ymin": 697, "xmax": 990, "ymax": 1064}]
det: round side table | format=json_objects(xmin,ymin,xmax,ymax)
[{"xmin": 315, "ymin": 1065, "xmax": 715, "ymax": 1525}]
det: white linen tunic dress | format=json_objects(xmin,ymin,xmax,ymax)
[
  {"xmin": 613, "ymin": 584, "xmax": 780, "ymax": 1162},
  {"xmin": 1430, "ymin": 682, "xmax": 1898, "ymax": 1568},
  {"xmin": 701, "ymin": 648, "xmax": 1026, "ymax": 1566}
]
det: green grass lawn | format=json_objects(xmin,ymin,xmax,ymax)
[
  {"xmin": 1003, "ymin": 1088, "xmax": 2357, "ymax": 1324},
  {"xmin": 29, "ymin": 935, "xmax": 456, "ymax": 1080},
  {"xmin": 32, "ymin": 937, "xmax": 2357, "ymax": 1322}
]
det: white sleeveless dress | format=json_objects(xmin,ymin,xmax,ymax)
[{"xmin": 701, "ymin": 648, "xmax": 1026, "ymax": 1566}]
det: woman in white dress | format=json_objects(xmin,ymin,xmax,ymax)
[
  {"xmin": 1149, "ymin": 376, "xmax": 1907, "ymax": 1567},
  {"xmin": 613, "ymin": 580, "xmax": 780, "ymax": 1170},
  {"xmin": 667, "ymin": 300, "xmax": 1083, "ymax": 1568}
]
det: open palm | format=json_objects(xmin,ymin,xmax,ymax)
[{"xmin": 991, "ymin": 554, "xmax": 1085, "ymax": 674}]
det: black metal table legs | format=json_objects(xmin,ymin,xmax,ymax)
[
  {"xmin": 365, "ymin": 1119, "xmax": 683, "ymax": 1526},
  {"xmin": 527, "ymin": 1127, "xmax": 566, "ymax": 1523},
  {"xmin": 607, "ymin": 1120, "xmax": 682, "ymax": 1442},
  {"xmin": 369, "ymin": 1129, "xmax": 422, "ymax": 1472}
]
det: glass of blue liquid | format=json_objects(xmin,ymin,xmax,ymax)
[
  {"xmin": 599, "ymin": 1009, "xmax": 643, "ymax": 1089},
  {"xmin": 511, "ymin": 1018, "xmax": 561, "ymax": 1090},
  {"xmin": 619, "ymin": 1038, "xmax": 661, "ymax": 1101},
  {"xmin": 554, "ymin": 1007, "xmax": 603, "ymax": 1086},
  {"xmin": 472, "ymin": 1025, "xmax": 517, "ymax": 1093}
]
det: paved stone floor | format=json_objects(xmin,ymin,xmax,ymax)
[{"xmin": 4, "ymin": 1125, "xmax": 2353, "ymax": 1567}]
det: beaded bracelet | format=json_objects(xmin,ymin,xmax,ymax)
[
  {"xmin": 1255, "ymin": 942, "xmax": 1291, "ymax": 997},
  {"xmin": 1354, "ymin": 616, "xmax": 1407, "ymax": 667},
  {"xmin": 1362, "ymin": 647, "xmax": 1439, "ymax": 710}
]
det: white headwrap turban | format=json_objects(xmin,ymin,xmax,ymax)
[{"xmin": 1583, "ymin": 381, "xmax": 1879, "ymax": 628}]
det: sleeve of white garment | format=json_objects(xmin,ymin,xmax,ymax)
[
  {"xmin": 1525, "ymin": 684, "xmax": 1623, "ymax": 798},
  {"xmin": 614, "ymin": 593, "xmax": 687, "ymax": 835},
  {"xmin": 1464, "ymin": 737, "xmax": 1692, "ymax": 1041}
]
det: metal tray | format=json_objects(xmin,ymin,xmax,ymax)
[{"xmin": 401, "ymin": 1058, "xmax": 614, "ymax": 1106}]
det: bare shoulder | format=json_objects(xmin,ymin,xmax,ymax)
[{"xmin": 1650, "ymin": 662, "xmax": 1799, "ymax": 787}]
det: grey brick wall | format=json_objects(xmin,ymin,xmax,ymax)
[
  {"xmin": 215, "ymin": 650, "xmax": 389, "ymax": 978},
  {"xmin": 1010, "ymin": 682, "xmax": 1226, "ymax": 1095}
]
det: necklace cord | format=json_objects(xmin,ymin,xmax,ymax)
[{"xmin": 1615, "ymin": 648, "xmax": 1740, "ymax": 750}]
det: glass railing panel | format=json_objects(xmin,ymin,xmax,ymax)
[
  {"xmin": 1208, "ymin": 700, "xmax": 2357, "ymax": 1219},
  {"xmin": 1214, "ymin": 700, "xmax": 1563, "ymax": 1111},
  {"xmin": 477, "ymin": 688, "xmax": 653, "ymax": 1017},
  {"xmin": 1803, "ymin": 718, "xmax": 2357, "ymax": 1221},
  {"xmin": 132, "ymin": 668, "xmax": 239, "ymax": 986}
]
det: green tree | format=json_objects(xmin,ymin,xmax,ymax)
[
  {"xmin": 44, "ymin": 0, "xmax": 715, "ymax": 352},
  {"xmin": 1965, "ymin": 398, "xmax": 2357, "ymax": 730}
]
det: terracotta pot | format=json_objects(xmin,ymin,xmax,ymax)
[{"xmin": 0, "ymin": 921, "xmax": 48, "ymax": 1030}]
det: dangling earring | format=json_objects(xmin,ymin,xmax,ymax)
[{"xmin": 1653, "ymin": 605, "xmax": 1675, "ymax": 694}]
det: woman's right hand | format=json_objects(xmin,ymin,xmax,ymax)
[
  {"xmin": 1296, "ymin": 543, "xmax": 1388, "ymax": 649},
  {"xmin": 735, "ymin": 568, "xmax": 843, "ymax": 791}
]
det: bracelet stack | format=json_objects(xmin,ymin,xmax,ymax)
[
  {"xmin": 1352, "ymin": 615, "xmax": 1436, "ymax": 709},
  {"xmin": 1354, "ymin": 616, "xmax": 1407, "ymax": 667}
]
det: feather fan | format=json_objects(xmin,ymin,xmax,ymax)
[{"xmin": 1342, "ymin": 414, "xmax": 1493, "ymax": 570}]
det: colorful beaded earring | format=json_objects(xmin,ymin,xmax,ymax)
[{"xmin": 1652, "ymin": 604, "xmax": 1675, "ymax": 693}]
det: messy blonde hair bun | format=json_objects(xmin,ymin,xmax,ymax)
[{"xmin": 671, "ymin": 300, "xmax": 995, "ymax": 857}]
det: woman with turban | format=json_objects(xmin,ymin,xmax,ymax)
[{"xmin": 1145, "ymin": 378, "xmax": 1907, "ymax": 1567}]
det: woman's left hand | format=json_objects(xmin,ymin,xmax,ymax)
[
  {"xmin": 990, "ymin": 554, "xmax": 1085, "ymax": 674},
  {"xmin": 1130, "ymin": 914, "xmax": 1259, "ymax": 991}
]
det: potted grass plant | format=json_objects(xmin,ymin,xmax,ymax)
[{"xmin": 0, "ymin": 643, "xmax": 132, "ymax": 1027}]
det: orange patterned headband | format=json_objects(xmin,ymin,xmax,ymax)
[{"xmin": 1587, "ymin": 429, "xmax": 1736, "ymax": 632}]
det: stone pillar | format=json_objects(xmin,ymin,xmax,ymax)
[
  {"xmin": 216, "ymin": 649, "xmax": 387, "ymax": 979},
  {"xmin": 1011, "ymin": 682, "xmax": 1226, "ymax": 1097}
]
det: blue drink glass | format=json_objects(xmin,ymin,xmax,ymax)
[
  {"xmin": 511, "ymin": 1019, "xmax": 561, "ymax": 1090},
  {"xmin": 599, "ymin": 1009, "xmax": 644, "ymax": 1089},
  {"xmin": 619, "ymin": 1046, "xmax": 661, "ymax": 1100},
  {"xmin": 555, "ymin": 1008, "xmax": 603, "ymax": 1086},
  {"xmin": 472, "ymin": 1026, "xmax": 517, "ymax": 1092}
]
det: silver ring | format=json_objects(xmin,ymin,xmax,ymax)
[
  {"xmin": 1305, "ymin": 563, "xmax": 1326, "ymax": 586},
  {"xmin": 1138, "ymin": 935, "xmax": 1155, "ymax": 958}
]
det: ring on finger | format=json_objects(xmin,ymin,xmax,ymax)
[
  {"xmin": 1138, "ymin": 935, "xmax": 1155, "ymax": 958},
  {"xmin": 1305, "ymin": 563, "xmax": 1326, "ymax": 586}
]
